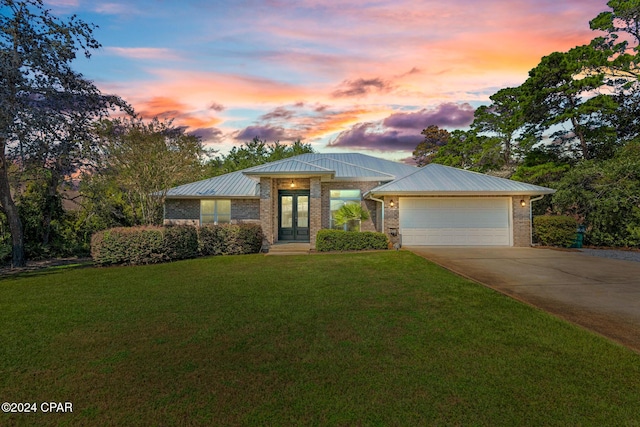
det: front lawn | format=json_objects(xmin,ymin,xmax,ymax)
[{"xmin": 1, "ymin": 252, "xmax": 638, "ymax": 426}]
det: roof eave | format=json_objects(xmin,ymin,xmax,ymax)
[
  {"xmin": 368, "ymin": 190, "xmax": 556, "ymax": 197},
  {"xmin": 242, "ymin": 171, "xmax": 334, "ymax": 178},
  {"xmin": 165, "ymin": 194, "xmax": 260, "ymax": 199}
]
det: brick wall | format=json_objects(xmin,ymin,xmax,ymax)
[
  {"xmin": 232, "ymin": 199, "xmax": 260, "ymax": 221},
  {"xmin": 164, "ymin": 199, "xmax": 199, "ymax": 222},
  {"xmin": 512, "ymin": 195, "xmax": 531, "ymax": 247}
]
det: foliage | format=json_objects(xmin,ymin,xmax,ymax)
[
  {"xmin": 206, "ymin": 137, "xmax": 315, "ymax": 176},
  {"xmin": 91, "ymin": 226, "xmax": 166, "ymax": 266},
  {"xmin": 163, "ymin": 225, "xmax": 200, "ymax": 261},
  {"xmin": 93, "ymin": 117, "xmax": 206, "ymax": 225},
  {"xmin": 198, "ymin": 223, "xmax": 263, "ymax": 256},
  {"xmin": 472, "ymin": 86, "xmax": 530, "ymax": 167},
  {"xmin": 0, "ymin": 0, "xmax": 120, "ymax": 266},
  {"xmin": 91, "ymin": 223, "xmax": 263, "ymax": 265},
  {"xmin": 412, "ymin": 125, "xmax": 450, "ymax": 166},
  {"xmin": 552, "ymin": 141, "xmax": 640, "ymax": 247},
  {"xmin": 315, "ymin": 229, "xmax": 388, "ymax": 251},
  {"xmin": 431, "ymin": 130, "xmax": 504, "ymax": 172},
  {"xmin": 521, "ymin": 45, "xmax": 618, "ymax": 160},
  {"xmin": 533, "ymin": 216, "xmax": 579, "ymax": 247},
  {"xmin": 332, "ymin": 203, "xmax": 370, "ymax": 231}
]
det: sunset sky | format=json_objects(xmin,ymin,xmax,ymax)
[{"xmin": 48, "ymin": 0, "xmax": 608, "ymax": 161}]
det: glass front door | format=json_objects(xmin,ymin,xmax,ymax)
[{"xmin": 278, "ymin": 190, "xmax": 310, "ymax": 241}]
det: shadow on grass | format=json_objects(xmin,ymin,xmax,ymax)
[{"xmin": 0, "ymin": 260, "xmax": 95, "ymax": 280}]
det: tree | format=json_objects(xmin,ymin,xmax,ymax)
[
  {"xmin": 589, "ymin": 0, "xmax": 640, "ymax": 82},
  {"xmin": 206, "ymin": 137, "xmax": 315, "ymax": 176},
  {"xmin": 472, "ymin": 87, "xmax": 532, "ymax": 168},
  {"xmin": 412, "ymin": 125, "xmax": 450, "ymax": 166},
  {"xmin": 93, "ymin": 118, "xmax": 206, "ymax": 225},
  {"xmin": 521, "ymin": 45, "xmax": 619, "ymax": 160},
  {"xmin": 0, "ymin": 0, "xmax": 109, "ymax": 266},
  {"xmin": 552, "ymin": 140, "xmax": 640, "ymax": 246}
]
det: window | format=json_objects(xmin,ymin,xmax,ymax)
[
  {"xmin": 330, "ymin": 189, "xmax": 361, "ymax": 230},
  {"xmin": 201, "ymin": 200, "xmax": 231, "ymax": 225}
]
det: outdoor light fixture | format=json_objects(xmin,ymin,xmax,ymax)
[
  {"xmin": 389, "ymin": 199, "xmax": 395, "ymax": 207},
  {"xmin": 520, "ymin": 199, "xmax": 526, "ymax": 207},
  {"xmin": 290, "ymin": 180, "xmax": 295, "ymax": 188}
]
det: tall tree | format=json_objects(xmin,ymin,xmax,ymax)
[
  {"xmin": 521, "ymin": 45, "xmax": 618, "ymax": 160},
  {"xmin": 412, "ymin": 125, "xmax": 450, "ymax": 166},
  {"xmin": 472, "ymin": 86, "xmax": 531, "ymax": 168},
  {"xmin": 0, "ymin": 0, "xmax": 107, "ymax": 266},
  {"xmin": 94, "ymin": 118, "xmax": 206, "ymax": 226},
  {"xmin": 589, "ymin": 0, "xmax": 640, "ymax": 81}
]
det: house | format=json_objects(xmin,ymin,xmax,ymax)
[{"xmin": 163, "ymin": 153, "xmax": 555, "ymax": 248}]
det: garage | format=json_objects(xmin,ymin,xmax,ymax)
[{"xmin": 399, "ymin": 197, "xmax": 511, "ymax": 246}]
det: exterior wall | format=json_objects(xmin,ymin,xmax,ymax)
[
  {"xmin": 320, "ymin": 181, "xmax": 380, "ymax": 232},
  {"xmin": 310, "ymin": 177, "xmax": 322, "ymax": 248},
  {"xmin": 260, "ymin": 177, "xmax": 274, "ymax": 245},
  {"xmin": 384, "ymin": 197, "xmax": 400, "ymax": 246},
  {"xmin": 512, "ymin": 195, "xmax": 532, "ymax": 247},
  {"xmin": 231, "ymin": 199, "xmax": 260, "ymax": 221},
  {"xmin": 163, "ymin": 198, "xmax": 259, "ymax": 226},
  {"xmin": 164, "ymin": 199, "xmax": 199, "ymax": 225}
]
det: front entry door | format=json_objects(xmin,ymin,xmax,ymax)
[{"xmin": 278, "ymin": 190, "xmax": 310, "ymax": 241}]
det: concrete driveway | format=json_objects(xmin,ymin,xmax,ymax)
[{"xmin": 405, "ymin": 246, "xmax": 640, "ymax": 353}]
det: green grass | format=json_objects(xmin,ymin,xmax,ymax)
[{"xmin": 1, "ymin": 252, "xmax": 639, "ymax": 426}]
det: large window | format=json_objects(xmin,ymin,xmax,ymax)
[
  {"xmin": 201, "ymin": 199, "xmax": 231, "ymax": 225},
  {"xmin": 330, "ymin": 189, "xmax": 361, "ymax": 230}
]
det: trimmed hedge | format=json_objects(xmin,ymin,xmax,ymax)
[
  {"xmin": 199, "ymin": 223, "xmax": 263, "ymax": 256},
  {"xmin": 92, "ymin": 223, "xmax": 263, "ymax": 266},
  {"xmin": 533, "ymin": 215, "xmax": 578, "ymax": 247},
  {"xmin": 316, "ymin": 229, "xmax": 389, "ymax": 252}
]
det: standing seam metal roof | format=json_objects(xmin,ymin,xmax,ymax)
[{"xmin": 369, "ymin": 163, "xmax": 556, "ymax": 195}]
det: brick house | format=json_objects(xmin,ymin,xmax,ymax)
[{"xmin": 163, "ymin": 153, "xmax": 554, "ymax": 248}]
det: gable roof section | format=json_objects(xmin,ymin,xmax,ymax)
[
  {"xmin": 242, "ymin": 159, "xmax": 334, "ymax": 177},
  {"xmin": 305, "ymin": 158, "xmax": 395, "ymax": 181},
  {"xmin": 165, "ymin": 171, "xmax": 259, "ymax": 198},
  {"xmin": 165, "ymin": 153, "xmax": 416, "ymax": 198},
  {"xmin": 368, "ymin": 163, "xmax": 556, "ymax": 196}
]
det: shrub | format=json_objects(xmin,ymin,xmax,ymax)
[
  {"xmin": 533, "ymin": 216, "xmax": 578, "ymax": 247},
  {"xmin": 164, "ymin": 225, "xmax": 199, "ymax": 260},
  {"xmin": 91, "ymin": 227, "xmax": 165, "ymax": 265},
  {"xmin": 92, "ymin": 223, "xmax": 264, "ymax": 266},
  {"xmin": 198, "ymin": 223, "xmax": 263, "ymax": 256},
  {"xmin": 316, "ymin": 229, "xmax": 389, "ymax": 252}
]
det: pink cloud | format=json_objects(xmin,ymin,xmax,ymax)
[{"xmin": 104, "ymin": 47, "xmax": 182, "ymax": 61}]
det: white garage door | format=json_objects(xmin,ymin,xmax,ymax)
[{"xmin": 399, "ymin": 198, "xmax": 511, "ymax": 246}]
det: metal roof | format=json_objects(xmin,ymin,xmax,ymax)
[
  {"xmin": 293, "ymin": 153, "xmax": 417, "ymax": 179},
  {"xmin": 242, "ymin": 159, "xmax": 334, "ymax": 176},
  {"xmin": 165, "ymin": 154, "xmax": 555, "ymax": 199},
  {"xmin": 165, "ymin": 171, "xmax": 259, "ymax": 198},
  {"xmin": 306, "ymin": 158, "xmax": 395, "ymax": 180},
  {"xmin": 368, "ymin": 163, "xmax": 556, "ymax": 196}
]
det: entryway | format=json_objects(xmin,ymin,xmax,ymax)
[{"xmin": 278, "ymin": 190, "xmax": 310, "ymax": 241}]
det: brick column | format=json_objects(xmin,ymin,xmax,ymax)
[
  {"xmin": 512, "ymin": 196, "xmax": 531, "ymax": 247},
  {"xmin": 260, "ymin": 177, "xmax": 274, "ymax": 246},
  {"xmin": 309, "ymin": 177, "xmax": 322, "ymax": 249}
]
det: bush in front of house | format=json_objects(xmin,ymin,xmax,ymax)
[
  {"xmin": 199, "ymin": 223, "xmax": 263, "ymax": 256},
  {"xmin": 92, "ymin": 223, "xmax": 264, "ymax": 266},
  {"xmin": 91, "ymin": 226, "xmax": 166, "ymax": 265},
  {"xmin": 316, "ymin": 229, "xmax": 389, "ymax": 252},
  {"xmin": 164, "ymin": 225, "xmax": 200, "ymax": 260},
  {"xmin": 533, "ymin": 215, "xmax": 579, "ymax": 247}
]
